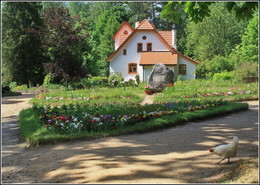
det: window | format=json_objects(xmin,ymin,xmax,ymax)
[
  {"xmin": 147, "ymin": 43, "xmax": 152, "ymax": 51},
  {"xmin": 128, "ymin": 63, "xmax": 137, "ymax": 74},
  {"xmin": 142, "ymin": 36, "xmax": 147, "ymax": 40},
  {"xmin": 137, "ymin": 43, "xmax": 143, "ymax": 52},
  {"xmin": 178, "ymin": 64, "xmax": 187, "ymax": 75},
  {"xmin": 123, "ymin": 30, "xmax": 128, "ymax": 35},
  {"xmin": 123, "ymin": 49, "xmax": 127, "ymax": 55}
]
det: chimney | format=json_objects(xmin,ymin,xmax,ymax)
[
  {"xmin": 172, "ymin": 23, "xmax": 177, "ymax": 50},
  {"xmin": 135, "ymin": 16, "xmax": 140, "ymax": 29}
]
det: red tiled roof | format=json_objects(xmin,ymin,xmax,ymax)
[
  {"xmin": 119, "ymin": 35, "xmax": 129, "ymax": 45},
  {"xmin": 136, "ymin": 19, "xmax": 155, "ymax": 30},
  {"xmin": 107, "ymin": 19, "xmax": 200, "ymax": 65},
  {"xmin": 140, "ymin": 52, "xmax": 178, "ymax": 65},
  {"xmin": 159, "ymin": 31, "xmax": 172, "ymax": 46}
]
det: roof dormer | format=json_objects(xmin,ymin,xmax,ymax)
[{"xmin": 113, "ymin": 21, "xmax": 134, "ymax": 50}]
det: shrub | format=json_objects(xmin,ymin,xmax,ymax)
[
  {"xmin": 108, "ymin": 73, "xmax": 124, "ymax": 87},
  {"xmin": 13, "ymin": 84, "xmax": 28, "ymax": 91},
  {"xmin": 177, "ymin": 75, "xmax": 183, "ymax": 81},
  {"xmin": 42, "ymin": 73, "xmax": 53, "ymax": 87},
  {"xmin": 196, "ymin": 55, "xmax": 234, "ymax": 79},
  {"xmin": 9, "ymin": 82, "xmax": 17, "ymax": 90},
  {"xmin": 233, "ymin": 62, "xmax": 258, "ymax": 82},
  {"xmin": 213, "ymin": 72, "xmax": 234, "ymax": 81}
]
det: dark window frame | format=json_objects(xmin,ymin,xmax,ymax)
[
  {"xmin": 137, "ymin": 43, "xmax": 143, "ymax": 52},
  {"xmin": 178, "ymin": 64, "xmax": 187, "ymax": 75},
  {"xmin": 128, "ymin": 63, "xmax": 137, "ymax": 74},
  {"xmin": 147, "ymin": 43, "xmax": 152, "ymax": 51},
  {"xmin": 123, "ymin": 49, "xmax": 127, "ymax": 55}
]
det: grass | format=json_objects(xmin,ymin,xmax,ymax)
[
  {"xmin": 217, "ymin": 158, "xmax": 258, "ymax": 184},
  {"xmin": 19, "ymin": 102, "xmax": 248, "ymax": 146},
  {"xmin": 155, "ymin": 80, "xmax": 258, "ymax": 103},
  {"xmin": 29, "ymin": 86, "xmax": 146, "ymax": 106}
]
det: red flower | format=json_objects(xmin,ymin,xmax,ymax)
[{"xmin": 145, "ymin": 90, "xmax": 153, "ymax": 94}]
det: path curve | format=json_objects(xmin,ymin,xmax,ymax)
[{"xmin": 1, "ymin": 94, "xmax": 258, "ymax": 183}]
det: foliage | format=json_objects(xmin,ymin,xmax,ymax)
[
  {"xmin": 90, "ymin": 6, "xmax": 130, "ymax": 76},
  {"xmin": 160, "ymin": 2, "xmax": 189, "ymax": 53},
  {"xmin": 213, "ymin": 72, "xmax": 234, "ymax": 81},
  {"xmin": 233, "ymin": 62, "xmax": 258, "ymax": 82},
  {"xmin": 2, "ymin": 2, "xmax": 45, "ymax": 86},
  {"xmin": 108, "ymin": 73, "xmax": 124, "ymax": 87},
  {"xmin": 239, "ymin": 13, "xmax": 259, "ymax": 62},
  {"xmin": 162, "ymin": 1, "xmax": 258, "ymax": 23},
  {"xmin": 196, "ymin": 55, "xmax": 234, "ymax": 79},
  {"xmin": 42, "ymin": 73, "xmax": 53, "ymax": 87},
  {"xmin": 185, "ymin": 3, "xmax": 248, "ymax": 62},
  {"xmin": 9, "ymin": 82, "xmax": 17, "ymax": 90},
  {"xmin": 38, "ymin": 5, "xmax": 88, "ymax": 84}
]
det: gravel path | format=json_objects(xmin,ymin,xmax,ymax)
[{"xmin": 1, "ymin": 94, "xmax": 258, "ymax": 183}]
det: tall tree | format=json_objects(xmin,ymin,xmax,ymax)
[
  {"xmin": 38, "ymin": 5, "xmax": 88, "ymax": 84},
  {"xmin": 184, "ymin": 3, "xmax": 248, "ymax": 62},
  {"xmin": 240, "ymin": 12, "xmax": 259, "ymax": 62},
  {"xmin": 162, "ymin": 1, "xmax": 258, "ymax": 23},
  {"xmin": 90, "ymin": 6, "xmax": 130, "ymax": 76},
  {"xmin": 2, "ymin": 2, "xmax": 45, "ymax": 86}
]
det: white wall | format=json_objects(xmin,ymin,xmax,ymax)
[
  {"xmin": 110, "ymin": 31, "xmax": 169, "ymax": 81},
  {"xmin": 177, "ymin": 56, "xmax": 197, "ymax": 80},
  {"xmin": 114, "ymin": 26, "xmax": 133, "ymax": 50}
]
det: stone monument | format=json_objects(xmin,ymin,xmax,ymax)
[{"xmin": 147, "ymin": 63, "xmax": 174, "ymax": 92}]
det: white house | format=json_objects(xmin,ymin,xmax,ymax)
[{"xmin": 106, "ymin": 19, "xmax": 199, "ymax": 82}]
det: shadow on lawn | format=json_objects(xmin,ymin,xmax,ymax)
[{"xmin": 1, "ymin": 102, "xmax": 259, "ymax": 183}]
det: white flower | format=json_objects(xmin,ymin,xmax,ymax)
[
  {"xmin": 93, "ymin": 117, "xmax": 100, "ymax": 122},
  {"xmin": 246, "ymin": 90, "xmax": 251, "ymax": 94}
]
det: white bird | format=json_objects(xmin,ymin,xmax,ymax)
[{"xmin": 208, "ymin": 136, "xmax": 239, "ymax": 164}]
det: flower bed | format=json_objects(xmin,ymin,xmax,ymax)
[{"xmin": 34, "ymin": 100, "xmax": 226, "ymax": 134}]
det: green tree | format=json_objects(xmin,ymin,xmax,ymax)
[
  {"xmin": 240, "ymin": 13, "xmax": 259, "ymax": 62},
  {"xmin": 185, "ymin": 3, "xmax": 248, "ymax": 62},
  {"xmin": 2, "ymin": 2, "xmax": 45, "ymax": 86},
  {"xmin": 162, "ymin": 1, "xmax": 258, "ymax": 23},
  {"xmin": 90, "ymin": 6, "xmax": 130, "ymax": 76},
  {"xmin": 196, "ymin": 55, "xmax": 234, "ymax": 79}
]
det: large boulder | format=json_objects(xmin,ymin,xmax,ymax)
[{"xmin": 148, "ymin": 63, "xmax": 174, "ymax": 92}]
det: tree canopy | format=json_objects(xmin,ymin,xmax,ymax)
[{"xmin": 1, "ymin": 1, "xmax": 259, "ymax": 86}]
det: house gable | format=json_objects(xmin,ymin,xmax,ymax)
[
  {"xmin": 107, "ymin": 19, "xmax": 174, "ymax": 61},
  {"xmin": 107, "ymin": 19, "xmax": 199, "ymax": 65},
  {"xmin": 112, "ymin": 21, "xmax": 134, "ymax": 50}
]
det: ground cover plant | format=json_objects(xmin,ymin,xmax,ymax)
[
  {"xmin": 155, "ymin": 80, "xmax": 258, "ymax": 103},
  {"xmin": 29, "ymin": 86, "xmax": 146, "ymax": 106},
  {"xmin": 20, "ymin": 100, "xmax": 248, "ymax": 146}
]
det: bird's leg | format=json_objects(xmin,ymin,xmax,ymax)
[{"xmin": 217, "ymin": 158, "xmax": 225, "ymax": 165}]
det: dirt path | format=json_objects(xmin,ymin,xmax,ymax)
[{"xmin": 1, "ymin": 94, "xmax": 258, "ymax": 183}]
